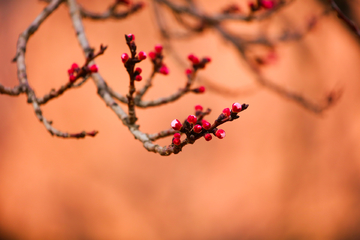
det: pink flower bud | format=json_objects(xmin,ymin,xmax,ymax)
[
  {"xmin": 193, "ymin": 124, "xmax": 202, "ymax": 133},
  {"xmin": 204, "ymin": 133, "xmax": 212, "ymax": 141},
  {"xmin": 215, "ymin": 129, "xmax": 226, "ymax": 139},
  {"xmin": 188, "ymin": 54, "xmax": 195, "ymax": 61},
  {"xmin": 198, "ymin": 86, "xmax": 205, "ymax": 93},
  {"xmin": 154, "ymin": 44, "xmax": 163, "ymax": 53},
  {"xmin": 159, "ymin": 65, "xmax": 169, "ymax": 75},
  {"xmin": 138, "ymin": 51, "xmax": 147, "ymax": 60},
  {"xmin": 127, "ymin": 33, "xmax": 135, "ymax": 41},
  {"xmin": 174, "ymin": 133, "xmax": 181, "ymax": 139},
  {"xmin": 149, "ymin": 51, "xmax": 156, "ymax": 60},
  {"xmin": 135, "ymin": 67, "xmax": 142, "ymax": 74},
  {"xmin": 222, "ymin": 108, "xmax": 231, "ymax": 117},
  {"xmin": 89, "ymin": 65, "xmax": 98, "ymax": 73},
  {"xmin": 71, "ymin": 63, "xmax": 79, "ymax": 69},
  {"xmin": 195, "ymin": 105, "xmax": 203, "ymax": 111},
  {"xmin": 232, "ymin": 102, "xmax": 242, "ymax": 113},
  {"xmin": 202, "ymin": 120, "xmax": 211, "ymax": 130},
  {"xmin": 185, "ymin": 69, "xmax": 193, "ymax": 75},
  {"xmin": 69, "ymin": 74, "xmax": 76, "ymax": 83},
  {"xmin": 173, "ymin": 138, "xmax": 181, "ymax": 145},
  {"xmin": 121, "ymin": 53, "xmax": 129, "ymax": 63},
  {"xmin": 135, "ymin": 75, "xmax": 142, "ymax": 81},
  {"xmin": 171, "ymin": 119, "xmax": 183, "ymax": 130},
  {"xmin": 203, "ymin": 57, "xmax": 211, "ymax": 63},
  {"xmin": 192, "ymin": 56, "xmax": 200, "ymax": 65},
  {"xmin": 187, "ymin": 115, "xmax": 197, "ymax": 124},
  {"xmin": 260, "ymin": 0, "xmax": 275, "ymax": 9}
]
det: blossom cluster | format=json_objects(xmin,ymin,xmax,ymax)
[
  {"xmin": 149, "ymin": 44, "xmax": 169, "ymax": 75},
  {"xmin": 170, "ymin": 102, "xmax": 248, "ymax": 149},
  {"xmin": 68, "ymin": 63, "xmax": 98, "ymax": 83},
  {"xmin": 62, "ymin": 33, "xmax": 249, "ymax": 154}
]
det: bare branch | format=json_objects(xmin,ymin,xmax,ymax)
[
  {"xmin": 12, "ymin": 0, "xmax": 98, "ymax": 138},
  {"xmin": 79, "ymin": 1, "xmax": 144, "ymax": 20},
  {"xmin": 153, "ymin": 0, "xmax": 340, "ymax": 114},
  {"xmin": 329, "ymin": 0, "xmax": 360, "ymax": 37},
  {"xmin": 0, "ymin": 84, "xmax": 27, "ymax": 96}
]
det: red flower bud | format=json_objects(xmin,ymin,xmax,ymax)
[
  {"xmin": 188, "ymin": 54, "xmax": 195, "ymax": 61},
  {"xmin": 198, "ymin": 86, "xmax": 205, "ymax": 93},
  {"xmin": 204, "ymin": 133, "xmax": 212, "ymax": 141},
  {"xmin": 193, "ymin": 124, "xmax": 202, "ymax": 133},
  {"xmin": 174, "ymin": 133, "xmax": 181, "ymax": 139},
  {"xmin": 260, "ymin": 0, "xmax": 275, "ymax": 9},
  {"xmin": 215, "ymin": 129, "xmax": 226, "ymax": 139},
  {"xmin": 154, "ymin": 44, "xmax": 163, "ymax": 53},
  {"xmin": 202, "ymin": 120, "xmax": 211, "ymax": 130},
  {"xmin": 89, "ymin": 64, "xmax": 98, "ymax": 73},
  {"xmin": 192, "ymin": 56, "xmax": 200, "ymax": 65},
  {"xmin": 138, "ymin": 51, "xmax": 147, "ymax": 60},
  {"xmin": 173, "ymin": 138, "xmax": 181, "ymax": 145},
  {"xmin": 127, "ymin": 33, "xmax": 135, "ymax": 41},
  {"xmin": 203, "ymin": 57, "xmax": 211, "ymax": 63},
  {"xmin": 222, "ymin": 108, "xmax": 231, "ymax": 117},
  {"xmin": 71, "ymin": 63, "xmax": 79, "ymax": 69},
  {"xmin": 159, "ymin": 65, "xmax": 169, "ymax": 75},
  {"xmin": 185, "ymin": 69, "xmax": 193, "ymax": 75},
  {"xmin": 149, "ymin": 51, "xmax": 156, "ymax": 60},
  {"xmin": 195, "ymin": 105, "xmax": 203, "ymax": 111},
  {"xmin": 171, "ymin": 119, "xmax": 183, "ymax": 130},
  {"xmin": 68, "ymin": 68, "xmax": 74, "ymax": 74},
  {"xmin": 135, "ymin": 67, "xmax": 142, "ymax": 74},
  {"xmin": 69, "ymin": 74, "xmax": 76, "ymax": 83},
  {"xmin": 135, "ymin": 75, "xmax": 142, "ymax": 81},
  {"xmin": 121, "ymin": 53, "xmax": 129, "ymax": 63},
  {"xmin": 187, "ymin": 115, "xmax": 197, "ymax": 124},
  {"xmin": 232, "ymin": 102, "xmax": 242, "ymax": 113}
]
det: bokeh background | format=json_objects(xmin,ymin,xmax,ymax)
[{"xmin": 1, "ymin": 0, "xmax": 360, "ymax": 239}]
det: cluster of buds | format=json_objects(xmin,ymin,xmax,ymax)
[
  {"xmin": 121, "ymin": 34, "xmax": 147, "ymax": 83},
  {"xmin": 68, "ymin": 63, "xmax": 80, "ymax": 82},
  {"xmin": 187, "ymin": 54, "xmax": 211, "ymax": 71},
  {"xmin": 149, "ymin": 44, "xmax": 169, "ymax": 75},
  {"xmin": 66, "ymin": 45, "xmax": 106, "ymax": 83},
  {"xmin": 249, "ymin": 0, "xmax": 276, "ymax": 12},
  {"xmin": 67, "ymin": 62, "xmax": 98, "ymax": 83},
  {"xmin": 121, "ymin": 34, "xmax": 147, "ymax": 66},
  {"xmin": 185, "ymin": 54, "xmax": 209, "ymax": 94},
  {"xmin": 170, "ymin": 102, "xmax": 249, "ymax": 152},
  {"xmin": 134, "ymin": 67, "xmax": 142, "ymax": 81},
  {"xmin": 172, "ymin": 132, "xmax": 181, "ymax": 145}
]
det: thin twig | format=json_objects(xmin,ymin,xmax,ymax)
[
  {"xmin": 79, "ymin": 2, "xmax": 143, "ymax": 20},
  {"xmin": 154, "ymin": 0, "xmax": 340, "ymax": 114},
  {"xmin": 14, "ymin": 0, "xmax": 98, "ymax": 138},
  {"xmin": 329, "ymin": 0, "xmax": 360, "ymax": 37},
  {"xmin": 0, "ymin": 84, "xmax": 26, "ymax": 96}
]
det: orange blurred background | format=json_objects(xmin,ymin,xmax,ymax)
[{"xmin": 1, "ymin": 0, "xmax": 360, "ymax": 239}]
